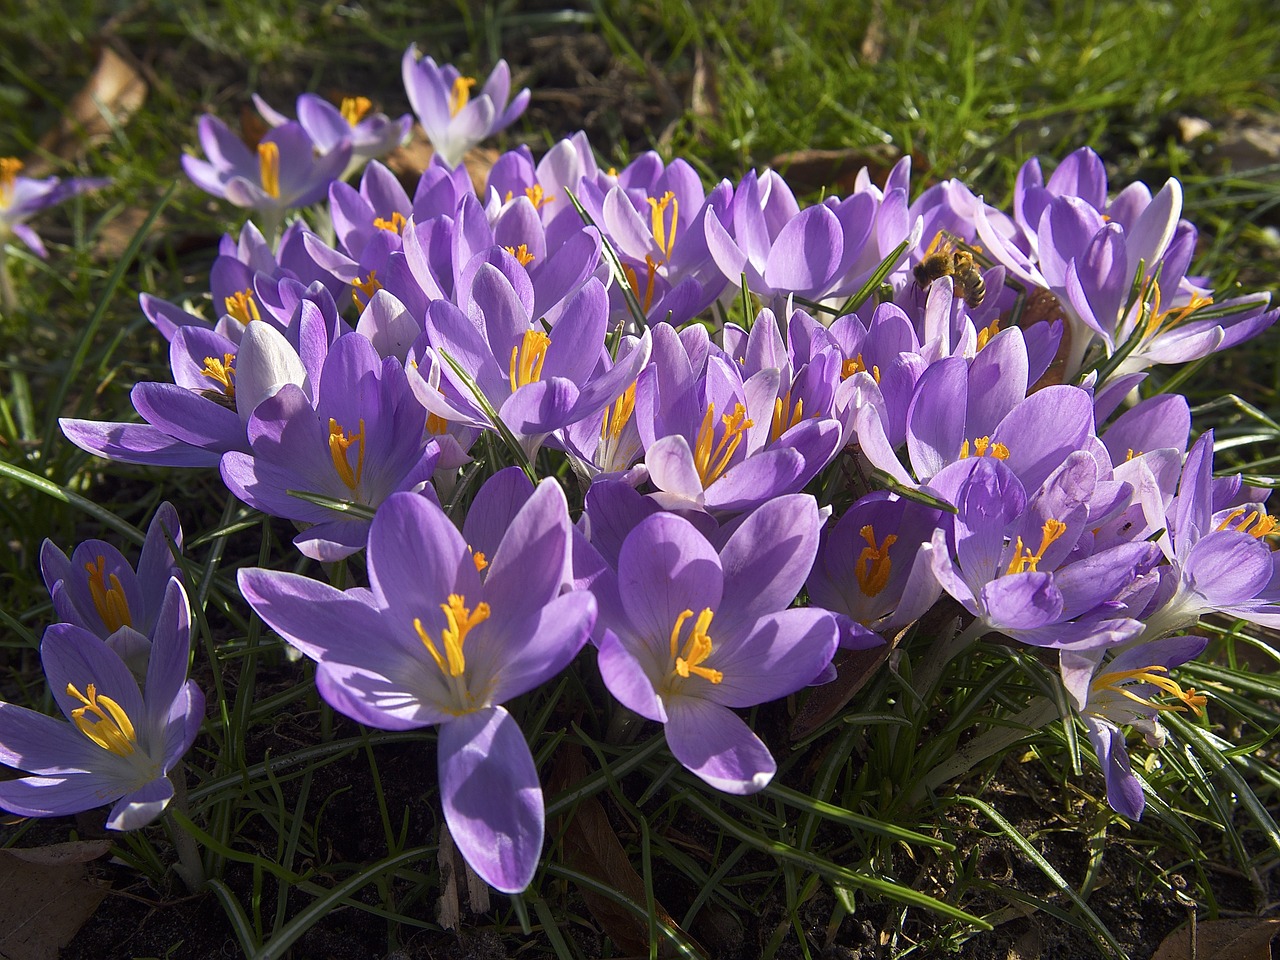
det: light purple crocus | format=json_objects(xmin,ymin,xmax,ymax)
[
  {"xmin": 238, "ymin": 482, "xmax": 597, "ymax": 892},
  {"xmin": 221, "ymin": 332, "xmax": 438, "ymax": 561},
  {"xmin": 40, "ymin": 502, "xmax": 183, "ymax": 674},
  {"xmin": 0, "ymin": 157, "xmax": 108, "ymax": 259},
  {"xmin": 1060, "ymin": 634, "xmax": 1209, "ymax": 818},
  {"xmin": 595, "ymin": 497, "xmax": 837, "ymax": 793},
  {"xmin": 253, "ymin": 92, "xmax": 411, "ymax": 179},
  {"xmin": 181, "ymin": 117, "xmax": 351, "ymax": 234},
  {"xmin": 402, "ymin": 48, "xmax": 529, "ymax": 168},
  {"xmin": 0, "ymin": 578, "xmax": 204, "ymax": 830}
]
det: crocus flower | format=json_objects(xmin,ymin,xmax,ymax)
[
  {"xmin": 0, "ymin": 578, "xmax": 204, "ymax": 830},
  {"xmin": 238, "ymin": 483, "xmax": 597, "ymax": 892},
  {"xmin": 595, "ymin": 496, "xmax": 837, "ymax": 793},
  {"xmin": 181, "ymin": 117, "xmax": 351, "ymax": 233},
  {"xmin": 253, "ymin": 92, "xmax": 410, "ymax": 179},
  {"xmin": 402, "ymin": 48, "xmax": 530, "ymax": 168},
  {"xmin": 0, "ymin": 157, "xmax": 108, "ymax": 259},
  {"xmin": 40, "ymin": 502, "xmax": 183, "ymax": 674},
  {"xmin": 1060, "ymin": 634, "xmax": 1209, "ymax": 818}
]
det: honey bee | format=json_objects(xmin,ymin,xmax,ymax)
[{"xmin": 913, "ymin": 244, "xmax": 986, "ymax": 310}]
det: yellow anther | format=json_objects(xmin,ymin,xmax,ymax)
[
  {"xmin": 200, "ymin": 353, "xmax": 237, "ymax": 397},
  {"xmin": 66, "ymin": 682, "xmax": 137, "ymax": 757},
  {"xmin": 373, "ymin": 211, "xmax": 407, "ymax": 234},
  {"xmin": 0, "ymin": 157, "xmax": 21, "ymax": 204},
  {"xmin": 258, "ymin": 141, "xmax": 281, "ymax": 199},
  {"xmin": 621, "ymin": 257, "xmax": 659, "ymax": 313},
  {"xmin": 668, "ymin": 608, "xmax": 722, "ymax": 684},
  {"xmin": 855, "ymin": 525, "xmax": 898, "ymax": 597},
  {"xmin": 509, "ymin": 329, "xmax": 551, "ymax": 391},
  {"xmin": 327, "ymin": 418, "xmax": 366, "ymax": 491},
  {"xmin": 770, "ymin": 391, "xmax": 805, "ymax": 443},
  {"xmin": 449, "ymin": 76, "xmax": 477, "ymax": 117},
  {"xmin": 975, "ymin": 317, "xmax": 1001, "ymax": 351},
  {"xmin": 224, "ymin": 289, "xmax": 261, "ymax": 325},
  {"xmin": 415, "ymin": 594, "xmax": 490, "ymax": 677},
  {"xmin": 1090, "ymin": 664, "xmax": 1208, "ymax": 717},
  {"xmin": 959, "ymin": 436, "xmax": 1010, "ymax": 461},
  {"xmin": 504, "ymin": 243, "xmax": 536, "ymax": 266},
  {"xmin": 600, "ymin": 383, "xmax": 636, "ymax": 444},
  {"xmin": 84, "ymin": 556, "xmax": 133, "ymax": 633},
  {"xmin": 692, "ymin": 402, "xmax": 754, "ymax": 487},
  {"xmin": 647, "ymin": 191, "xmax": 679, "ymax": 260},
  {"xmin": 351, "ymin": 271, "xmax": 383, "ymax": 309},
  {"xmin": 1217, "ymin": 507, "xmax": 1277, "ymax": 539},
  {"xmin": 1143, "ymin": 279, "xmax": 1215, "ymax": 339},
  {"xmin": 340, "ymin": 96, "xmax": 373, "ymax": 126},
  {"xmin": 1005, "ymin": 518, "xmax": 1068, "ymax": 575},
  {"xmin": 471, "ymin": 551, "xmax": 488, "ymax": 573},
  {"xmin": 524, "ymin": 184, "xmax": 554, "ymax": 210},
  {"xmin": 427, "ymin": 412, "xmax": 449, "ymax": 436},
  {"xmin": 840, "ymin": 354, "xmax": 879, "ymax": 383}
]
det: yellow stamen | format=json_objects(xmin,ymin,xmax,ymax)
[
  {"xmin": 509, "ymin": 329, "xmax": 551, "ymax": 391},
  {"xmin": 975, "ymin": 317, "xmax": 1001, "ymax": 351},
  {"xmin": 622, "ymin": 257, "xmax": 659, "ymax": 313},
  {"xmin": 855, "ymin": 525, "xmax": 898, "ymax": 597},
  {"xmin": 66, "ymin": 682, "xmax": 137, "ymax": 757},
  {"xmin": 524, "ymin": 184, "xmax": 554, "ymax": 210},
  {"xmin": 1005, "ymin": 518, "xmax": 1068, "ymax": 575},
  {"xmin": 340, "ymin": 96, "xmax": 373, "ymax": 126},
  {"xmin": 770, "ymin": 391, "xmax": 805, "ymax": 443},
  {"xmin": 840, "ymin": 354, "xmax": 879, "ymax": 383},
  {"xmin": 351, "ymin": 271, "xmax": 383, "ymax": 309},
  {"xmin": 1090, "ymin": 664, "xmax": 1208, "ymax": 717},
  {"xmin": 1143, "ymin": 280, "xmax": 1215, "ymax": 340},
  {"xmin": 84, "ymin": 556, "xmax": 133, "ymax": 633},
  {"xmin": 959, "ymin": 436, "xmax": 1010, "ymax": 460},
  {"xmin": 373, "ymin": 211, "xmax": 407, "ymax": 234},
  {"xmin": 427, "ymin": 412, "xmax": 449, "ymax": 436},
  {"xmin": 414, "ymin": 594, "xmax": 490, "ymax": 677},
  {"xmin": 200, "ymin": 353, "xmax": 237, "ymax": 397},
  {"xmin": 0, "ymin": 157, "xmax": 21, "ymax": 204},
  {"xmin": 327, "ymin": 418, "xmax": 366, "ymax": 491},
  {"xmin": 1216, "ymin": 507, "xmax": 1277, "ymax": 539},
  {"xmin": 224, "ymin": 289, "xmax": 261, "ymax": 325},
  {"xmin": 504, "ymin": 243, "xmax": 536, "ymax": 266},
  {"xmin": 258, "ymin": 141, "xmax": 280, "ymax": 199},
  {"xmin": 600, "ymin": 383, "xmax": 637, "ymax": 445},
  {"xmin": 692, "ymin": 402, "xmax": 754, "ymax": 487},
  {"xmin": 647, "ymin": 191, "xmax": 679, "ymax": 260},
  {"xmin": 471, "ymin": 551, "xmax": 488, "ymax": 572},
  {"xmin": 668, "ymin": 608, "xmax": 723, "ymax": 684},
  {"xmin": 449, "ymin": 76, "xmax": 477, "ymax": 117}
]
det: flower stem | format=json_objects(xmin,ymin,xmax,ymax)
[
  {"xmin": 0, "ymin": 245, "xmax": 15, "ymax": 315},
  {"xmin": 166, "ymin": 764, "xmax": 206, "ymax": 893},
  {"xmin": 907, "ymin": 617, "xmax": 987, "ymax": 704}
]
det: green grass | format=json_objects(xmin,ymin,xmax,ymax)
[{"xmin": 2, "ymin": 0, "xmax": 1280, "ymax": 957}]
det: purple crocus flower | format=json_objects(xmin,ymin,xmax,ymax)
[
  {"xmin": 181, "ymin": 117, "xmax": 351, "ymax": 232},
  {"xmin": 402, "ymin": 48, "xmax": 530, "ymax": 168},
  {"xmin": 595, "ymin": 496, "xmax": 837, "ymax": 793},
  {"xmin": 221, "ymin": 332, "xmax": 439, "ymax": 561},
  {"xmin": 1060, "ymin": 634, "xmax": 1209, "ymax": 818},
  {"xmin": 40, "ymin": 502, "xmax": 183, "ymax": 674},
  {"xmin": 238, "ymin": 483, "xmax": 597, "ymax": 892},
  {"xmin": 0, "ymin": 157, "xmax": 108, "ymax": 259},
  {"xmin": 252, "ymin": 92, "xmax": 411, "ymax": 179},
  {"xmin": 0, "ymin": 578, "xmax": 204, "ymax": 830}
]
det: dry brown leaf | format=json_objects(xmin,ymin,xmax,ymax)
[
  {"xmin": 1152, "ymin": 917, "xmax": 1280, "ymax": 960},
  {"xmin": 769, "ymin": 145, "xmax": 901, "ymax": 196},
  {"xmin": 690, "ymin": 47, "xmax": 719, "ymax": 123},
  {"xmin": 550, "ymin": 747, "xmax": 696, "ymax": 957},
  {"xmin": 0, "ymin": 841, "xmax": 112, "ymax": 960},
  {"xmin": 860, "ymin": 0, "xmax": 886, "ymax": 65},
  {"xmin": 30, "ymin": 46, "xmax": 146, "ymax": 174},
  {"xmin": 383, "ymin": 125, "xmax": 496, "ymax": 195}
]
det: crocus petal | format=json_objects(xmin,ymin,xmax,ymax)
[
  {"xmin": 438, "ymin": 706, "xmax": 543, "ymax": 893},
  {"xmin": 664, "ymin": 696, "xmax": 776, "ymax": 794},
  {"xmin": 0, "ymin": 702, "xmax": 104, "ymax": 775},
  {"xmin": 106, "ymin": 775, "xmax": 175, "ymax": 830},
  {"xmin": 0, "ymin": 774, "xmax": 124, "ymax": 819}
]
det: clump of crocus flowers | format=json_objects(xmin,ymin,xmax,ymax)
[{"xmin": 7, "ymin": 39, "xmax": 1278, "ymax": 901}]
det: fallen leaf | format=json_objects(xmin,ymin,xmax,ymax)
[
  {"xmin": 1151, "ymin": 917, "xmax": 1280, "ymax": 960},
  {"xmin": 860, "ymin": 0, "xmax": 886, "ymax": 65},
  {"xmin": 0, "ymin": 841, "xmax": 112, "ymax": 960},
  {"xmin": 550, "ymin": 747, "xmax": 696, "ymax": 957},
  {"xmin": 383, "ymin": 125, "xmax": 497, "ymax": 196},
  {"xmin": 30, "ymin": 46, "xmax": 146, "ymax": 174}
]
